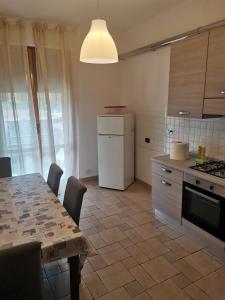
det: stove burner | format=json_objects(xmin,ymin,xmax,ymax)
[{"xmin": 190, "ymin": 160, "xmax": 225, "ymax": 179}]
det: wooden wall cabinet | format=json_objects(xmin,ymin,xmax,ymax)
[
  {"xmin": 205, "ymin": 26, "xmax": 225, "ymax": 99},
  {"xmin": 167, "ymin": 32, "xmax": 209, "ymax": 118},
  {"xmin": 203, "ymin": 26, "xmax": 225, "ymax": 115}
]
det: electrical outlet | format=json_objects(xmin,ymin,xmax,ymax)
[{"xmin": 145, "ymin": 137, "xmax": 150, "ymax": 143}]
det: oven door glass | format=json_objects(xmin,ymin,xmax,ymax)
[{"xmin": 182, "ymin": 183, "xmax": 224, "ymax": 240}]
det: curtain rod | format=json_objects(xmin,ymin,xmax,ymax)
[{"xmin": 119, "ymin": 18, "xmax": 225, "ymax": 60}]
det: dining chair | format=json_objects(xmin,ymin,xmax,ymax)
[
  {"xmin": 63, "ymin": 176, "xmax": 87, "ymax": 300},
  {"xmin": 63, "ymin": 176, "xmax": 87, "ymax": 226},
  {"xmin": 0, "ymin": 241, "xmax": 43, "ymax": 300},
  {"xmin": 47, "ymin": 163, "xmax": 63, "ymax": 196},
  {"xmin": 0, "ymin": 157, "xmax": 12, "ymax": 178}
]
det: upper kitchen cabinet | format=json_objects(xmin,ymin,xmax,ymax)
[
  {"xmin": 167, "ymin": 32, "xmax": 209, "ymax": 118},
  {"xmin": 205, "ymin": 26, "xmax": 225, "ymax": 99}
]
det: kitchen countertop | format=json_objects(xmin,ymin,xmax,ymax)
[{"xmin": 152, "ymin": 154, "xmax": 225, "ymax": 188}]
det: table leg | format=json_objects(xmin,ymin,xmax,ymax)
[{"xmin": 68, "ymin": 255, "xmax": 80, "ymax": 300}]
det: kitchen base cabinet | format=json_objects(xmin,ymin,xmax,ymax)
[{"xmin": 152, "ymin": 161, "xmax": 183, "ymax": 224}]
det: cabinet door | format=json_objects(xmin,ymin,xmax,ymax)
[
  {"xmin": 205, "ymin": 27, "xmax": 225, "ymax": 98},
  {"xmin": 167, "ymin": 32, "xmax": 208, "ymax": 118},
  {"xmin": 152, "ymin": 173, "xmax": 182, "ymax": 224}
]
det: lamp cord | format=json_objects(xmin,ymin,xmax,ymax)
[{"xmin": 97, "ymin": 0, "xmax": 100, "ymax": 18}]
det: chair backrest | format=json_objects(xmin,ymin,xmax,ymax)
[
  {"xmin": 0, "ymin": 241, "xmax": 43, "ymax": 300},
  {"xmin": 47, "ymin": 163, "xmax": 63, "ymax": 196},
  {"xmin": 63, "ymin": 176, "xmax": 87, "ymax": 226},
  {"xmin": 0, "ymin": 157, "xmax": 12, "ymax": 178}
]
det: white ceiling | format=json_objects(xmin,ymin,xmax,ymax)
[{"xmin": 0, "ymin": 0, "xmax": 182, "ymax": 29}]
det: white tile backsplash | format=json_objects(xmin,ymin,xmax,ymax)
[{"xmin": 166, "ymin": 117, "xmax": 225, "ymax": 160}]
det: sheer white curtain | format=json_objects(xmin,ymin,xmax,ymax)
[
  {"xmin": 0, "ymin": 20, "xmax": 41, "ymax": 175},
  {"xmin": 33, "ymin": 24, "xmax": 77, "ymax": 178},
  {"xmin": 0, "ymin": 19, "xmax": 77, "ymax": 178}
]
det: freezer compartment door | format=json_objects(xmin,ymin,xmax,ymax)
[
  {"xmin": 98, "ymin": 135, "xmax": 124, "ymax": 190},
  {"xmin": 97, "ymin": 116, "xmax": 124, "ymax": 135}
]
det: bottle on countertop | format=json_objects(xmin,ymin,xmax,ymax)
[{"xmin": 196, "ymin": 145, "xmax": 207, "ymax": 164}]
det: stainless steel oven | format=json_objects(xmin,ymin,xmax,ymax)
[{"xmin": 182, "ymin": 173, "xmax": 225, "ymax": 242}]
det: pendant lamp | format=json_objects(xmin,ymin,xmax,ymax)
[{"xmin": 80, "ymin": 18, "xmax": 118, "ymax": 64}]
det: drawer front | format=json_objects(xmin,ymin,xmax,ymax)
[
  {"xmin": 152, "ymin": 161, "xmax": 183, "ymax": 184},
  {"xmin": 152, "ymin": 173, "xmax": 182, "ymax": 223}
]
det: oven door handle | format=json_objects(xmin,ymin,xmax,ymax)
[{"xmin": 185, "ymin": 186, "xmax": 220, "ymax": 205}]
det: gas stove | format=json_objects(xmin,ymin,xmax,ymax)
[{"xmin": 190, "ymin": 160, "xmax": 225, "ymax": 178}]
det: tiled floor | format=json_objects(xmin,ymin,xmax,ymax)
[{"xmin": 43, "ymin": 180, "xmax": 225, "ymax": 300}]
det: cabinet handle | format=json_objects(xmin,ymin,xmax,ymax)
[
  {"xmin": 161, "ymin": 180, "xmax": 172, "ymax": 187},
  {"xmin": 161, "ymin": 167, "xmax": 172, "ymax": 173},
  {"xmin": 220, "ymin": 90, "xmax": 225, "ymax": 95},
  {"xmin": 177, "ymin": 111, "xmax": 190, "ymax": 116}
]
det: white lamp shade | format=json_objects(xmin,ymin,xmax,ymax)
[{"xmin": 80, "ymin": 19, "xmax": 118, "ymax": 64}]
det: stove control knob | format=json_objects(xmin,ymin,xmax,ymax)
[
  {"xmin": 196, "ymin": 180, "xmax": 200, "ymax": 185},
  {"xmin": 210, "ymin": 185, "xmax": 214, "ymax": 191}
]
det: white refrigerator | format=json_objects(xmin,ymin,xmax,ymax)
[{"xmin": 97, "ymin": 114, "xmax": 134, "ymax": 190}]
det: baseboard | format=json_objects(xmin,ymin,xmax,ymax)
[
  {"xmin": 135, "ymin": 177, "xmax": 152, "ymax": 189},
  {"xmin": 80, "ymin": 175, "xmax": 98, "ymax": 182}
]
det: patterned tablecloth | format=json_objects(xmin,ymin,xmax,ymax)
[{"xmin": 0, "ymin": 173, "xmax": 94, "ymax": 263}]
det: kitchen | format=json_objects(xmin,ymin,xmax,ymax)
[{"xmin": 1, "ymin": 0, "xmax": 225, "ymax": 299}]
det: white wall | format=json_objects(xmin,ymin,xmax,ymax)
[
  {"xmin": 121, "ymin": 48, "xmax": 170, "ymax": 184},
  {"xmin": 119, "ymin": 0, "xmax": 225, "ymax": 185},
  {"xmin": 76, "ymin": 25, "xmax": 121, "ymax": 179}
]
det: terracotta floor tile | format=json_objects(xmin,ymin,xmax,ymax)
[
  {"xmin": 88, "ymin": 254, "xmax": 108, "ymax": 271},
  {"xmin": 125, "ymin": 280, "xmax": 145, "ymax": 297},
  {"xmin": 142, "ymin": 256, "xmax": 179, "ymax": 283},
  {"xmin": 83, "ymin": 273, "xmax": 108, "ymax": 298},
  {"xmin": 45, "ymin": 180, "xmax": 225, "ymax": 300},
  {"xmin": 174, "ymin": 236, "xmax": 202, "ymax": 253},
  {"xmin": 131, "ymin": 212, "xmax": 154, "ymax": 225},
  {"xmin": 96, "ymin": 287, "xmax": 132, "ymax": 300},
  {"xmin": 164, "ymin": 239, "xmax": 189, "ymax": 259},
  {"xmin": 134, "ymin": 223, "xmax": 161, "ymax": 240},
  {"xmin": 130, "ymin": 265, "xmax": 156, "ymax": 289},
  {"xmin": 184, "ymin": 250, "xmax": 223, "ymax": 276},
  {"xmin": 126, "ymin": 244, "xmax": 149, "ymax": 263},
  {"xmin": 158, "ymin": 233, "xmax": 172, "ymax": 242},
  {"xmin": 184, "ymin": 284, "xmax": 211, "ymax": 300},
  {"xmin": 122, "ymin": 256, "xmax": 138, "ymax": 270},
  {"xmin": 118, "ymin": 223, "xmax": 132, "ymax": 231},
  {"xmin": 134, "ymin": 292, "xmax": 154, "ymax": 300},
  {"xmin": 136, "ymin": 237, "xmax": 169, "ymax": 259},
  {"xmin": 174, "ymin": 258, "xmax": 202, "ymax": 282},
  {"xmin": 159, "ymin": 225, "xmax": 182, "ymax": 239},
  {"xmin": 172, "ymin": 273, "xmax": 191, "ymax": 289},
  {"xmin": 97, "ymin": 262, "xmax": 134, "ymax": 291},
  {"xmin": 100, "ymin": 227, "xmax": 126, "ymax": 244},
  {"xmin": 195, "ymin": 271, "xmax": 225, "ymax": 300},
  {"xmin": 100, "ymin": 215, "xmax": 123, "ymax": 229},
  {"xmin": 81, "ymin": 261, "xmax": 95, "ymax": 276},
  {"xmin": 120, "ymin": 237, "xmax": 134, "ymax": 248},
  {"xmin": 148, "ymin": 279, "xmax": 190, "ymax": 300},
  {"xmin": 162, "ymin": 250, "xmax": 179, "ymax": 263},
  {"xmin": 98, "ymin": 242, "xmax": 130, "ymax": 265},
  {"xmin": 124, "ymin": 229, "xmax": 145, "ymax": 244},
  {"xmin": 88, "ymin": 233, "xmax": 107, "ymax": 249}
]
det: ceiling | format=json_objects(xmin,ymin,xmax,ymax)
[{"xmin": 0, "ymin": 0, "xmax": 182, "ymax": 30}]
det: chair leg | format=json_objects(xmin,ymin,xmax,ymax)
[{"xmin": 68, "ymin": 256, "xmax": 80, "ymax": 300}]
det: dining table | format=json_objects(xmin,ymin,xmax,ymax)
[{"xmin": 0, "ymin": 173, "xmax": 94, "ymax": 299}]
